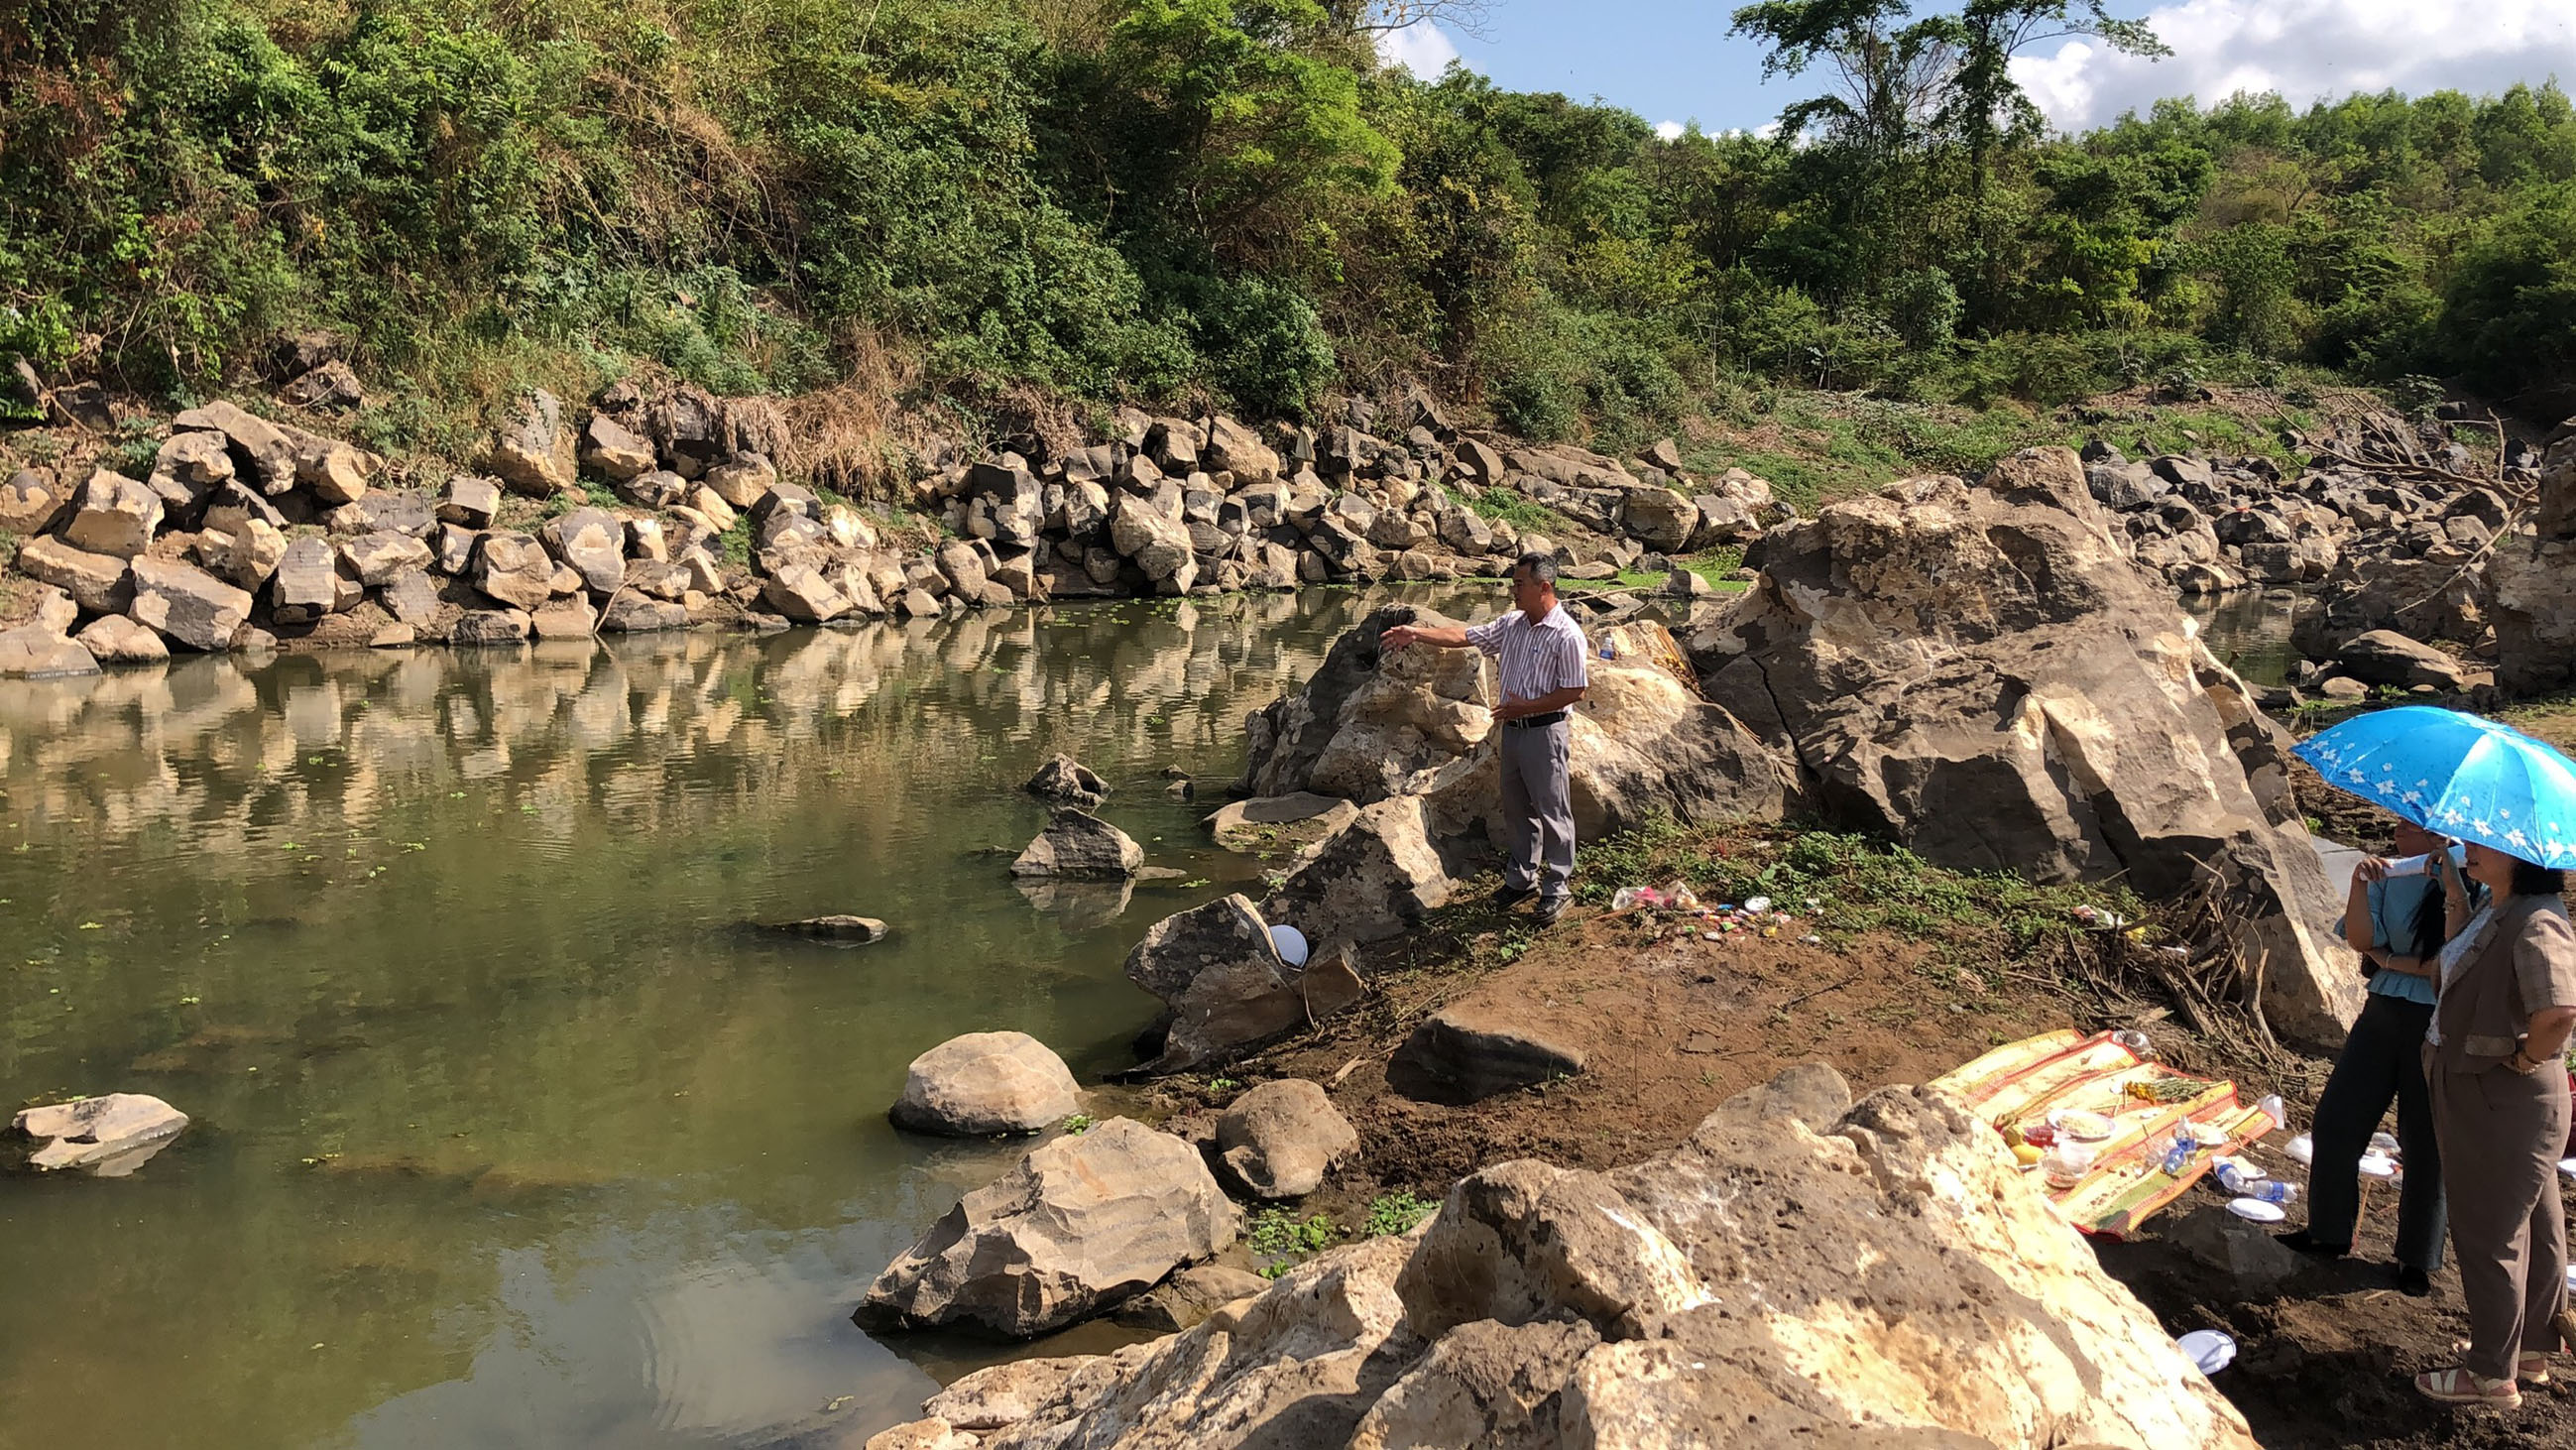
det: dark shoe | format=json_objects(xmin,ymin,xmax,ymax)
[
  {"xmin": 2398, "ymin": 1265, "xmax": 2434, "ymax": 1297},
  {"xmin": 1488, "ymin": 884, "xmax": 1536, "ymax": 910},
  {"xmin": 2275, "ymin": 1229, "xmax": 2349, "ymax": 1260},
  {"xmin": 1534, "ymin": 896, "xmax": 1569, "ymax": 926}
]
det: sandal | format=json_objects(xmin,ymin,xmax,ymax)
[
  {"xmin": 2448, "ymin": 1341, "xmax": 2553, "ymax": 1384},
  {"xmin": 2415, "ymin": 1366, "xmax": 2522, "ymax": 1408}
]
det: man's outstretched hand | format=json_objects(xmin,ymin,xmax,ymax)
[{"xmin": 1379, "ymin": 624, "xmax": 1419, "ymax": 653}]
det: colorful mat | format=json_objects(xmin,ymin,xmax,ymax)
[{"xmin": 1932, "ymin": 1028, "xmax": 2279, "ymax": 1240}]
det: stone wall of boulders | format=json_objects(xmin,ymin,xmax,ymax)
[{"xmin": 0, "ymin": 374, "xmax": 1787, "ymax": 679}]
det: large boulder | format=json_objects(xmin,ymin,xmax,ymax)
[
  {"xmin": 14, "ymin": 535, "xmax": 132, "ymax": 615},
  {"xmin": 1119, "ymin": 894, "xmax": 1364, "ymax": 1073},
  {"xmin": 2493, "ymin": 533, "xmax": 2576, "ymax": 698},
  {"xmin": 1216, "ymin": 1079, "xmax": 1358, "ymax": 1199},
  {"xmin": 0, "ymin": 626, "xmax": 99, "ymax": 679},
  {"xmin": 172, "ymin": 400, "xmax": 299, "ymax": 492},
  {"xmin": 889, "ymin": 1031, "xmax": 1082, "ymax": 1137},
  {"xmin": 269, "ymin": 537, "xmax": 341, "ymax": 625},
  {"xmin": 10, "ymin": 1093, "xmax": 188, "ymax": 1175},
  {"xmin": 128, "ymin": 557, "xmax": 252, "ymax": 652},
  {"xmin": 538, "ymin": 507, "xmax": 627, "ymax": 594},
  {"xmin": 1259, "ymin": 795, "xmax": 1453, "ymax": 947},
  {"xmin": 2332, "ymin": 630, "xmax": 2475, "ymax": 693},
  {"xmin": 1695, "ymin": 448, "xmax": 2358, "ymax": 1048},
  {"xmin": 1024, "ymin": 753, "xmax": 1109, "ymax": 808},
  {"xmin": 1618, "ymin": 487, "xmax": 1698, "ymax": 552},
  {"xmin": 1109, "ymin": 495, "xmax": 1195, "ymax": 580},
  {"xmin": 1236, "ymin": 606, "xmax": 1798, "ymax": 844},
  {"xmin": 473, "ymin": 531, "xmax": 557, "ymax": 611},
  {"xmin": 911, "ymin": 1066, "xmax": 2258, "ymax": 1450},
  {"xmin": 487, "ymin": 389, "xmax": 576, "ymax": 497},
  {"xmin": 1010, "ymin": 809, "xmax": 1143, "ymax": 880},
  {"xmin": 854, "ymin": 1117, "xmax": 1238, "ymax": 1338},
  {"xmin": 62, "ymin": 467, "xmax": 164, "ymax": 558},
  {"xmin": 75, "ymin": 614, "xmax": 170, "ymax": 665}
]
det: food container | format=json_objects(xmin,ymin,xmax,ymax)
[
  {"xmin": 2226, "ymin": 1197, "xmax": 2287, "ymax": 1223},
  {"xmin": 2048, "ymin": 1109, "xmax": 2116, "ymax": 1141},
  {"xmin": 2042, "ymin": 1143, "xmax": 2099, "ymax": 1189}
]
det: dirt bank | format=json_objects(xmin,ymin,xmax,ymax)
[{"xmin": 1126, "ymin": 818, "xmax": 2575, "ymax": 1449}]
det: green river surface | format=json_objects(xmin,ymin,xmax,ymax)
[{"xmin": 0, "ymin": 584, "xmax": 1487, "ymax": 1450}]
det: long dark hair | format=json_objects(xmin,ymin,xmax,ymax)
[
  {"xmin": 2402, "ymin": 872, "xmax": 2452, "ymax": 961},
  {"xmin": 2507, "ymin": 857, "xmax": 2568, "ymax": 900}
]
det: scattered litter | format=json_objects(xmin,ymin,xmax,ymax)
[
  {"xmin": 2217, "ymin": 1161, "xmax": 2296, "ymax": 1203},
  {"xmin": 2284, "ymin": 1134, "xmax": 2314, "ymax": 1166},
  {"xmin": 2072, "ymin": 905, "xmax": 2131, "ymax": 930},
  {"xmin": 2369, "ymin": 1131, "xmax": 2400, "ymax": 1157},
  {"xmin": 2048, "ymin": 1109, "xmax": 2116, "ymax": 1141},
  {"xmin": 1268, "ymin": 924, "xmax": 1310, "ymax": 968},
  {"xmin": 2177, "ymin": 1329, "xmax": 2237, "ymax": 1375},
  {"xmin": 2227, "ymin": 1197, "xmax": 2287, "ymax": 1223},
  {"xmin": 1743, "ymin": 896, "xmax": 1773, "ymax": 913},
  {"xmin": 2356, "ymin": 1153, "xmax": 2398, "ymax": 1179},
  {"xmin": 2111, "ymin": 1028, "xmax": 2155, "ymax": 1059},
  {"xmin": 2560, "ymin": 1156, "xmax": 2576, "ymax": 1181}
]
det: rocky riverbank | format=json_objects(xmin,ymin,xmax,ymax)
[{"xmin": 0, "ymin": 366, "xmax": 1784, "ymax": 678}]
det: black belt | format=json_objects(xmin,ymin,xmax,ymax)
[{"xmin": 1503, "ymin": 711, "xmax": 1568, "ymax": 729}]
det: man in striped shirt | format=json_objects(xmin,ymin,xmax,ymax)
[{"xmin": 1381, "ymin": 552, "xmax": 1590, "ymax": 924}]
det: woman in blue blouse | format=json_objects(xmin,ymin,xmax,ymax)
[{"xmin": 2280, "ymin": 820, "xmax": 2469, "ymax": 1293}]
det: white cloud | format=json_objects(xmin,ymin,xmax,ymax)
[
  {"xmin": 2013, "ymin": 0, "xmax": 2576, "ymax": 132},
  {"xmin": 1378, "ymin": 21, "xmax": 1466, "ymax": 78},
  {"xmin": 1653, "ymin": 119, "xmax": 1686, "ymax": 141}
]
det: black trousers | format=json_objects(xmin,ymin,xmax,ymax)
[{"xmin": 2306, "ymin": 992, "xmax": 2446, "ymax": 1270}]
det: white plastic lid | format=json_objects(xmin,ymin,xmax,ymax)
[
  {"xmin": 2177, "ymin": 1329, "xmax": 2236, "ymax": 1375},
  {"xmin": 2357, "ymin": 1154, "xmax": 2398, "ymax": 1179},
  {"xmin": 1268, "ymin": 923, "xmax": 1310, "ymax": 968},
  {"xmin": 2226, "ymin": 1197, "xmax": 2286, "ymax": 1223}
]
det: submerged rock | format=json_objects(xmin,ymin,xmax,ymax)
[
  {"xmin": 855, "ymin": 1117, "xmax": 1236, "ymax": 1337},
  {"xmin": 769, "ymin": 914, "xmax": 888, "ymax": 942},
  {"xmin": 889, "ymin": 1030, "xmax": 1081, "ymax": 1138},
  {"xmin": 10, "ymin": 1093, "xmax": 188, "ymax": 1176},
  {"xmin": 1008, "ymin": 808, "xmax": 1142, "ymax": 880}
]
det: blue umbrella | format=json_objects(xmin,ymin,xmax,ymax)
[{"xmin": 2293, "ymin": 705, "xmax": 2576, "ymax": 870}]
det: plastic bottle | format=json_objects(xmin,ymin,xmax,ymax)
[
  {"xmin": 2160, "ymin": 1132, "xmax": 2193, "ymax": 1177},
  {"xmin": 2112, "ymin": 1029, "xmax": 2154, "ymax": 1060}
]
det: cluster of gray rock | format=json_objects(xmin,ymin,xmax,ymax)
[
  {"xmin": 865, "ymin": 1029, "xmax": 1359, "ymax": 1342},
  {"xmin": 2, "ymin": 381, "xmax": 1784, "ymax": 678},
  {"xmin": 859, "ymin": 1065, "xmax": 2261, "ymax": 1450},
  {"xmin": 2089, "ymin": 409, "xmax": 2576, "ymax": 699},
  {"xmin": 895, "ymin": 397, "xmax": 1781, "ymax": 605}
]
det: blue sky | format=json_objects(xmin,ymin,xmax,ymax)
[{"xmin": 1380, "ymin": 1, "xmax": 2576, "ymax": 136}]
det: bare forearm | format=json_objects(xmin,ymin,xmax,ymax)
[
  {"xmin": 1494, "ymin": 685, "xmax": 1586, "ymax": 722},
  {"xmin": 2343, "ymin": 875, "xmax": 2374, "ymax": 953}
]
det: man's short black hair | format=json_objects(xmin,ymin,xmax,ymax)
[{"xmin": 1511, "ymin": 552, "xmax": 1559, "ymax": 586}]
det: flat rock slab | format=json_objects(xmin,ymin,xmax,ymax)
[
  {"xmin": 1204, "ymin": 792, "xmax": 1358, "ymax": 852},
  {"xmin": 0, "ymin": 626, "xmax": 100, "ymax": 679},
  {"xmin": 768, "ymin": 914, "xmax": 888, "ymax": 943},
  {"xmin": 11, "ymin": 1093, "xmax": 188, "ymax": 1175},
  {"xmin": 1390, "ymin": 1003, "xmax": 1585, "ymax": 1104}
]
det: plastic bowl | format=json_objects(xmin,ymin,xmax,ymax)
[{"xmin": 1268, "ymin": 924, "xmax": 1310, "ymax": 969}]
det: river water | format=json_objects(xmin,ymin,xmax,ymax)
[{"xmin": 0, "ymin": 586, "xmax": 1486, "ymax": 1450}]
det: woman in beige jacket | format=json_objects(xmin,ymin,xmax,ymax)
[{"xmin": 2411, "ymin": 842, "xmax": 2576, "ymax": 1409}]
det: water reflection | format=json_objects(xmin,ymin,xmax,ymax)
[
  {"xmin": 2183, "ymin": 588, "xmax": 2311, "ymax": 687},
  {"xmin": 0, "ymin": 586, "xmax": 1474, "ymax": 1450}
]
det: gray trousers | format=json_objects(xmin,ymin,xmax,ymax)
[
  {"xmin": 2431, "ymin": 1057, "xmax": 2571, "ymax": 1379},
  {"xmin": 1499, "ymin": 717, "xmax": 1575, "ymax": 900}
]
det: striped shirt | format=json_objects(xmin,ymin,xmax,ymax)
[{"xmin": 1465, "ymin": 605, "xmax": 1590, "ymax": 705}]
